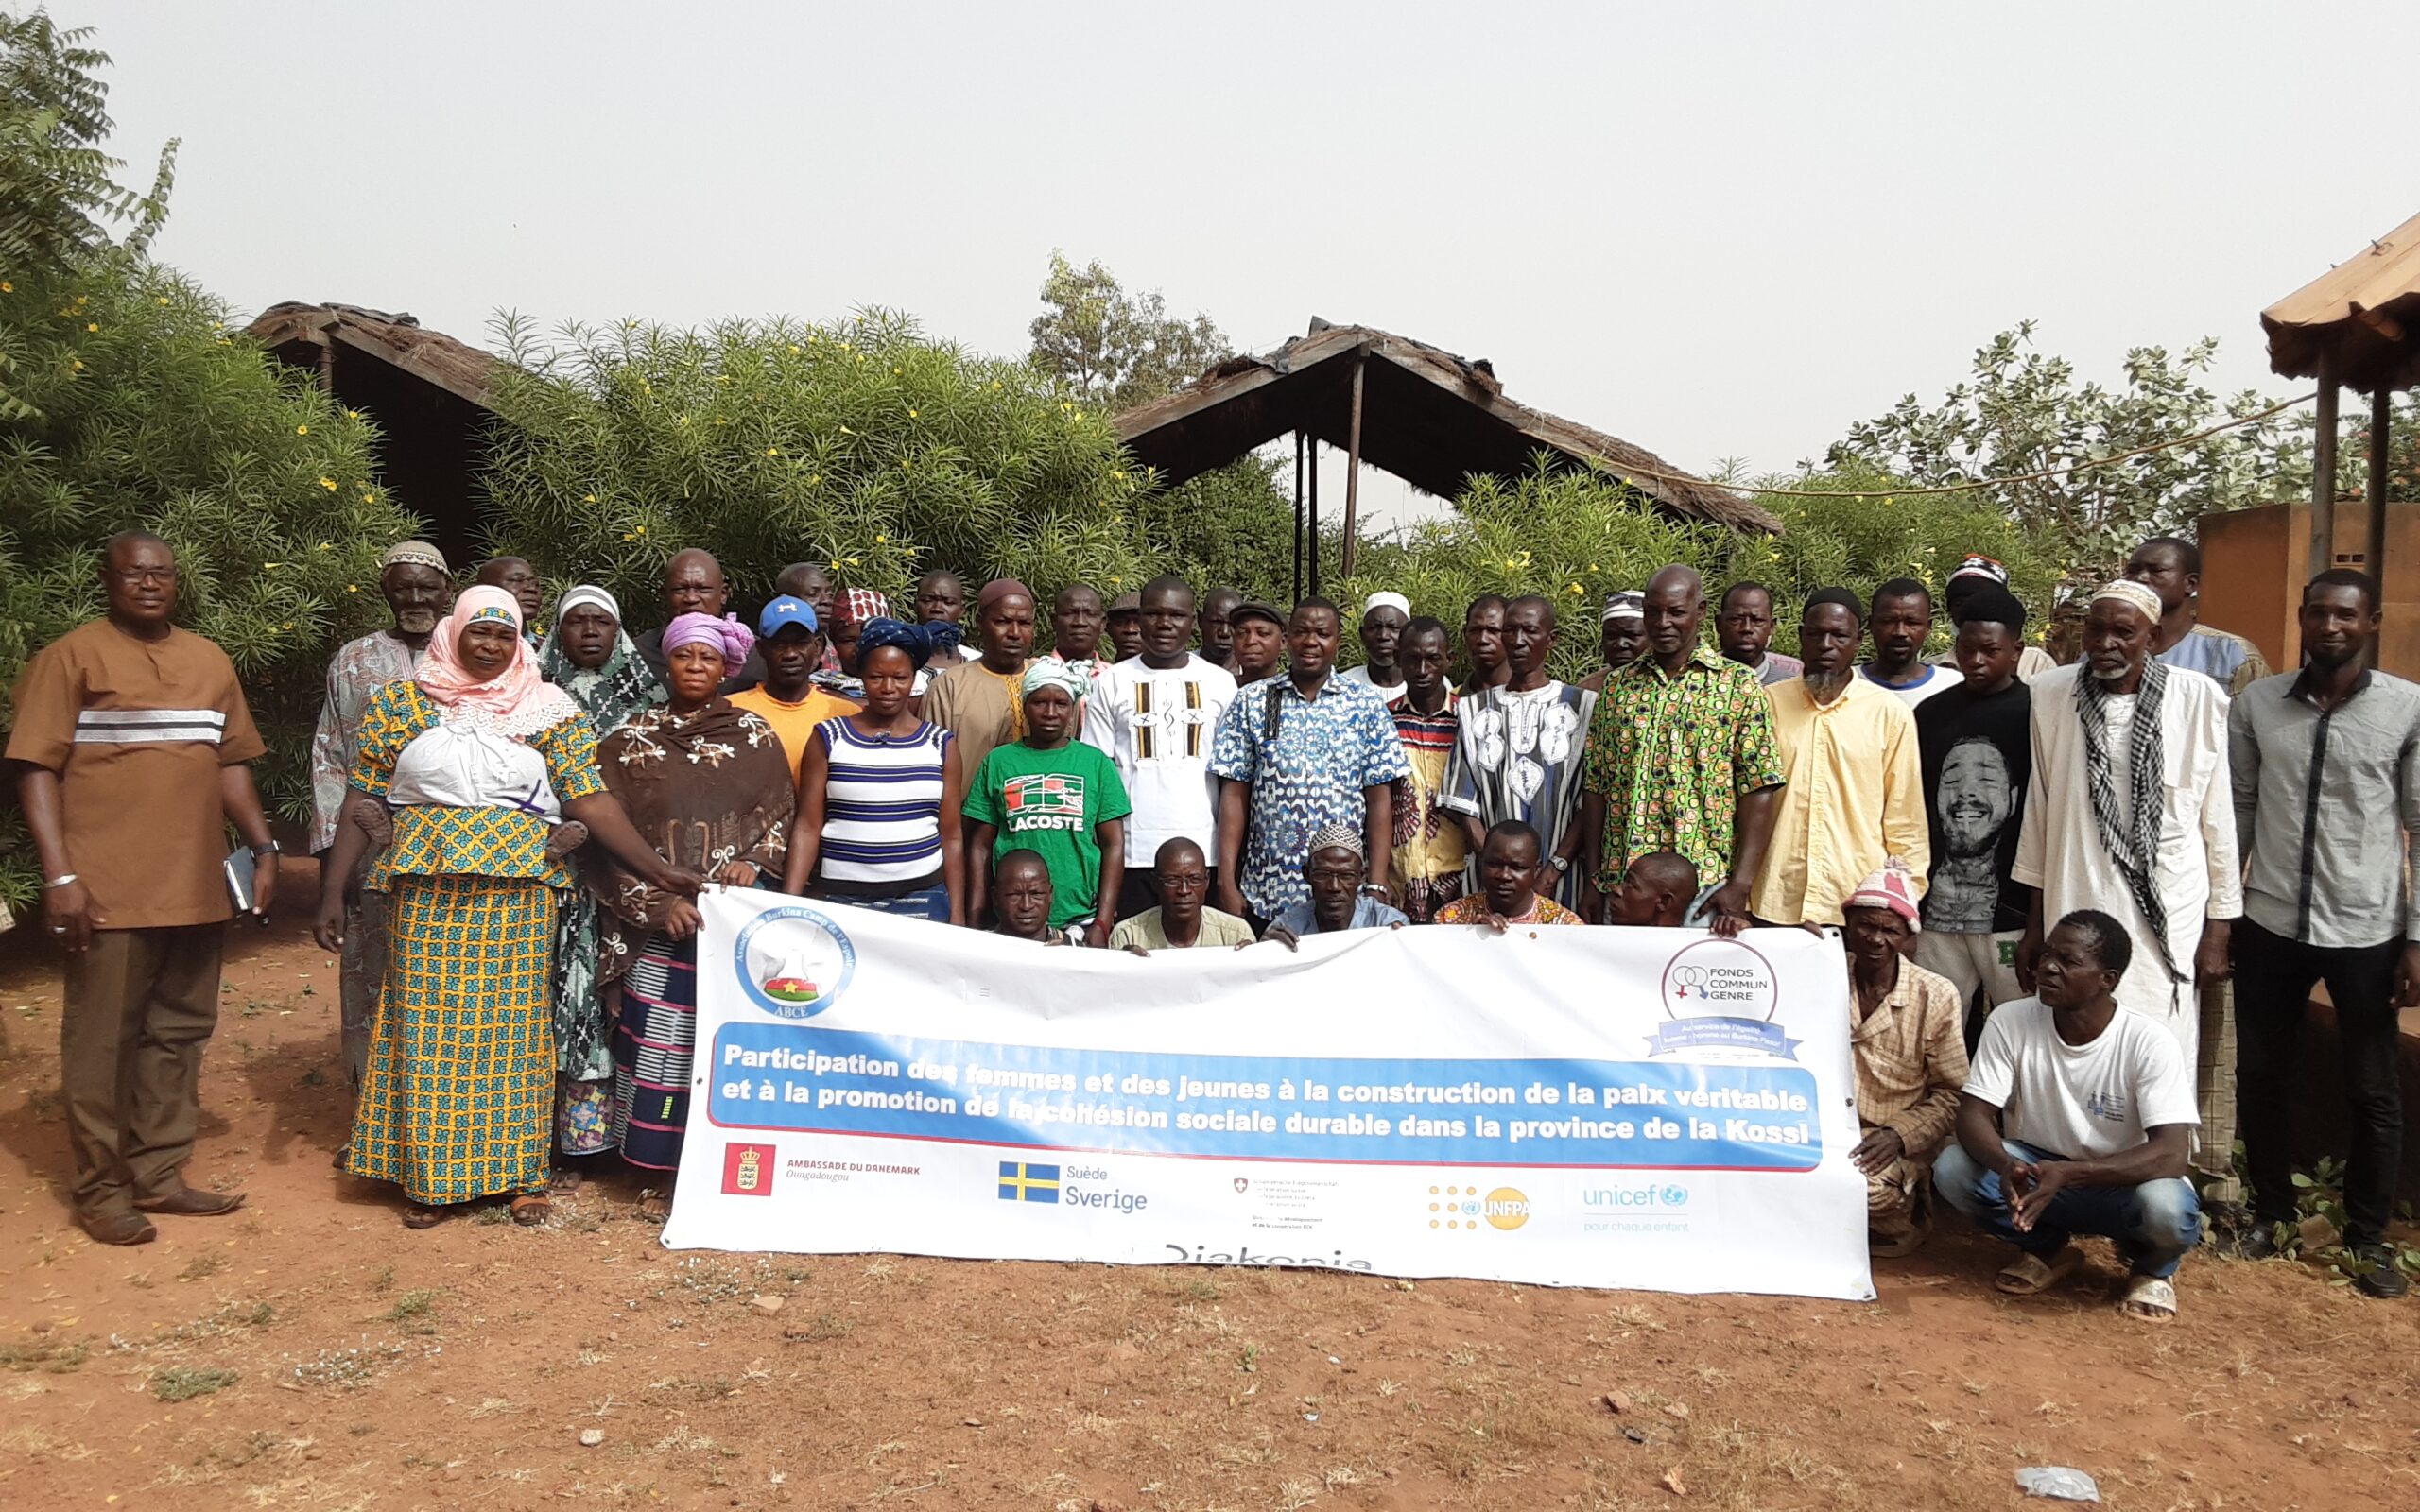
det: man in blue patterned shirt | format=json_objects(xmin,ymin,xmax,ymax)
[{"xmin": 1211, "ymin": 598, "xmax": 1409, "ymax": 929}]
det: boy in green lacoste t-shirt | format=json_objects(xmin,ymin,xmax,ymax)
[{"xmin": 964, "ymin": 662, "xmax": 1132, "ymax": 938}]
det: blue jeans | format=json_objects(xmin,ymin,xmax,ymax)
[
  {"xmin": 845, "ymin": 885, "xmax": 951, "ymax": 922},
  {"xmin": 1932, "ymin": 1139, "xmax": 2202, "ymax": 1280}
]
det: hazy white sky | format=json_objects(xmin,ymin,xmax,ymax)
[{"xmin": 66, "ymin": 1, "xmax": 2417, "ymax": 527}]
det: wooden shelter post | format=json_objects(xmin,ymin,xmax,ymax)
[
  {"xmin": 1292, "ymin": 431, "xmax": 1305, "ymax": 605},
  {"xmin": 2311, "ymin": 352, "xmax": 2339, "ymax": 573},
  {"xmin": 1308, "ymin": 438, "xmax": 1321, "ymax": 597},
  {"xmin": 1340, "ymin": 352, "xmax": 1366, "ymax": 579},
  {"xmin": 2367, "ymin": 384, "xmax": 2392, "ymax": 592}
]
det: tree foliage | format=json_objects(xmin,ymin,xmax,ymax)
[
  {"xmin": 1740, "ymin": 459, "xmax": 2058, "ymax": 656},
  {"xmin": 1825, "ymin": 322, "xmax": 2292, "ymax": 587},
  {"xmin": 0, "ymin": 14, "xmax": 420, "ymax": 909},
  {"xmin": 1027, "ymin": 250, "xmax": 1228, "ymax": 412},
  {"xmin": 1333, "ymin": 461, "xmax": 1733, "ymax": 684},
  {"xmin": 482, "ymin": 310, "xmax": 1150, "ymax": 620},
  {"xmin": 1330, "ymin": 457, "xmax": 2060, "ymax": 681},
  {"xmin": 0, "ymin": 9, "xmax": 175, "ymax": 422}
]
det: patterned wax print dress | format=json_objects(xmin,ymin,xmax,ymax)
[{"xmin": 344, "ymin": 680, "xmax": 604, "ymax": 1206}]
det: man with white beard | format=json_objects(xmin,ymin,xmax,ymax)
[{"xmin": 2013, "ymin": 579, "xmax": 2239, "ymax": 1183}]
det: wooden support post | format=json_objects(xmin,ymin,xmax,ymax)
[
  {"xmin": 1307, "ymin": 438, "xmax": 1321, "ymax": 598},
  {"xmin": 1340, "ymin": 353, "xmax": 1366, "ymax": 580},
  {"xmin": 2366, "ymin": 382, "xmax": 2391, "ymax": 597},
  {"xmin": 2310, "ymin": 352, "xmax": 2339, "ymax": 576},
  {"xmin": 1292, "ymin": 431, "xmax": 1305, "ymax": 606}
]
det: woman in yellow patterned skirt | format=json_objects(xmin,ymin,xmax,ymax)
[{"xmin": 312, "ymin": 587, "xmax": 701, "ymax": 1228}]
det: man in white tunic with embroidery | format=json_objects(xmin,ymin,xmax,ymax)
[{"xmin": 2013, "ymin": 579, "xmax": 2239, "ymax": 1080}]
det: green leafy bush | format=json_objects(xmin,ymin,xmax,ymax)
[
  {"xmin": 1329, "ymin": 457, "xmax": 2058, "ymax": 679},
  {"xmin": 482, "ymin": 311, "xmax": 1148, "ymax": 620}
]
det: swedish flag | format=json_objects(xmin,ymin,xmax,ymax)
[{"xmin": 997, "ymin": 1160, "xmax": 1061, "ymax": 1203}]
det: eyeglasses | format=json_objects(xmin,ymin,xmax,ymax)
[{"xmin": 110, "ymin": 566, "xmax": 177, "ymax": 585}]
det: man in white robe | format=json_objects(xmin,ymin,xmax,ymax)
[{"xmin": 2014, "ymin": 580, "xmax": 2239, "ymax": 1066}]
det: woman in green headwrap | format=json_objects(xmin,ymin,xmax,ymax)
[{"xmin": 535, "ymin": 585, "xmax": 666, "ymax": 1177}]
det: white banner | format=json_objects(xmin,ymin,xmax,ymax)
[{"xmin": 663, "ymin": 889, "xmax": 1875, "ymax": 1301}]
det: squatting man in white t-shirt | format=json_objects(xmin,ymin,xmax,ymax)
[{"xmin": 1932, "ymin": 908, "xmax": 2203, "ymax": 1323}]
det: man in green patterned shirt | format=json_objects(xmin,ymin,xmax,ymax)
[{"xmin": 1577, "ymin": 565, "xmax": 1786, "ymax": 926}]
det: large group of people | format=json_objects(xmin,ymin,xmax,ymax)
[{"xmin": 12, "ymin": 529, "xmax": 2413, "ymax": 1322}]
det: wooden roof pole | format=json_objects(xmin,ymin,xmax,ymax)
[
  {"xmin": 1292, "ymin": 431, "xmax": 1306, "ymax": 606},
  {"xmin": 1340, "ymin": 352, "xmax": 1366, "ymax": 579},
  {"xmin": 2368, "ymin": 384, "xmax": 2392, "ymax": 665},
  {"xmin": 1308, "ymin": 437, "xmax": 1322, "ymax": 597},
  {"xmin": 2311, "ymin": 352, "xmax": 2338, "ymax": 578}
]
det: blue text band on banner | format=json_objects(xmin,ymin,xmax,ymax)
[{"xmin": 711, "ymin": 1025, "xmax": 1824, "ymax": 1171}]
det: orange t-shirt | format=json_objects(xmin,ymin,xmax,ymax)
[
  {"xmin": 7, "ymin": 620, "xmax": 267, "ymax": 928},
  {"xmin": 727, "ymin": 685, "xmax": 861, "ymax": 784}
]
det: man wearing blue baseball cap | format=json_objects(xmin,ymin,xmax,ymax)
[{"xmin": 731, "ymin": 595, "xmax": 861, "ymax": 782}]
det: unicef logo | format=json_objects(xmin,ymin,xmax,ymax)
[
  {"xmin": 1659, "ymin": 1184, "xmax": 1689, "ymax": 1207},
  {"xmin": 733, "ymin": 906, "xmax": 856, "ymax": 1020}
]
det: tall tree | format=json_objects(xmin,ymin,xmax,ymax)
[
  {"xmin": 1027, "ymin": 251, "xmax": 1229, "ymax": 412},
  {"xmin": 0, "ymin": 11, "xmax": 420, "ymax": 908},
  {"xmin": 1826, "ymin": 322, "xmax": 2293, "ymax": 586}
]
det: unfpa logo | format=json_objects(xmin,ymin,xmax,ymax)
[
  {"xmin": 1481, "ymin": 1187, "xmax": 1530, "ymax": 1230},
  {"xmin": 1426, "ymin": 1182, "xmax": 1530, "ymax": 1231}
]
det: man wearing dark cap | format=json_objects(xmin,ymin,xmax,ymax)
[
  {"xmin": 1104, "ymin": 590, "xmax": 1146, "ymax": 662},
  {"xmin": 1228, "ymin": 599, "xmax": 1287, "ymax": 685},
  {"xmin": 1913, "ymin": 583, "xmax": 2035, "ymax": 1040},
  {"xmin": 1936, "ymin": 556, "xmax": 2055, "ymax": 681}
]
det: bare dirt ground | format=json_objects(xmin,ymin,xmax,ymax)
[{"xmin": 3, "ymin": 872, "xmax": 2417, "ymax": 1511}]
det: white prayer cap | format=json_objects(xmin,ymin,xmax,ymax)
[
  {"xmin": 2089, "ymin": 579, "xmax": 2162, "ymax": 624},
  {"xmin": 1363, "ymin": 591, "xmax": 1411, "ymax": 620}
]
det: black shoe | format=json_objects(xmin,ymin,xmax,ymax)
[
  {"xmin": 2230, "ymin": 1224, "xmax": 2287, "ymax": 1261},
  {"xmin": 2352, "ymin": 1246, "xmax": 2411, "ymax": 1299}
]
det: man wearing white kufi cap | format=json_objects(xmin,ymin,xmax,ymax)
[
  {"xmin": 1339, "ymin": 591, "xmax": 1412, "ymax": 704},
  {"xmin": 307, "ymin": 540, "xmax": 452, "ymax": 1086},
  {"xmin": 2013, "ymin": 579, "xmax": 2240, "ymax": 1086}
]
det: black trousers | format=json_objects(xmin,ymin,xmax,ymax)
[{"xmin": 2233, "ymin": 919, "xmax": 2405, "ymax": 1247}]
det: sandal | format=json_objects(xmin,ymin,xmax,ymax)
[
  {"xmin": 401, "ymin": 1203, "xmax": 453, "ymax": 1229},
  {"xmin": 1996, "ymin": 1244, "xmax": 2083, "ymax": 1296},
  {"xmin": 510, "ymin": 1194, "xmax": 552, "ymax": 1227},
  {"xmin": 549, "ymin": 1166, "xmax": 584, "ymax": 1196},
  {"xmin": 638, "ymin": 1187, "xmax": 673, "ymax": 1222},
  {"xmin": 2119, "ymin": 1274, "xmax": 2178, "ymax": 1324}
]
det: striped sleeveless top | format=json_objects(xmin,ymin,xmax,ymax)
[{"xmin": 816, "ymin": 717, "xmax": 952, "ymax": 886}]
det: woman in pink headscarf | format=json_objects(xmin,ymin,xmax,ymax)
[{"xmin": 312, "ymin": 587, "xmax": 702, "ymax": 1229}]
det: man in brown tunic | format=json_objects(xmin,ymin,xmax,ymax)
[{"xmin": 9, "ymin": 532, "xmax": 280, "ymax": 1245}]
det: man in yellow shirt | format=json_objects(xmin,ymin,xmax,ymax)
[
  {"xmin": 1752, "ymin": 587, "xmax": 1929, "ymax": 926},
  {"xmin": 730, "ymin": 596, "xmax": 859, "ymax": 784}
]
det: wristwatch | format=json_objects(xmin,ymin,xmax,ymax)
[
  {"xmin": 1547, "ymin": 855, "xmax": 1570, "ymax": 875},
  {"xmin": 1357, "ymin": 883, "xmax": 1390, "ymax": 900},
  {"xmin": 250, "ymin": 840, "xmax": 282, "ymax": 858}
]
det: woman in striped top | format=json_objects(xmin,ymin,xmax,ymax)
[{"xmin": 785, "ymin": 617, "xmax": 966, "ymax": 923}]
